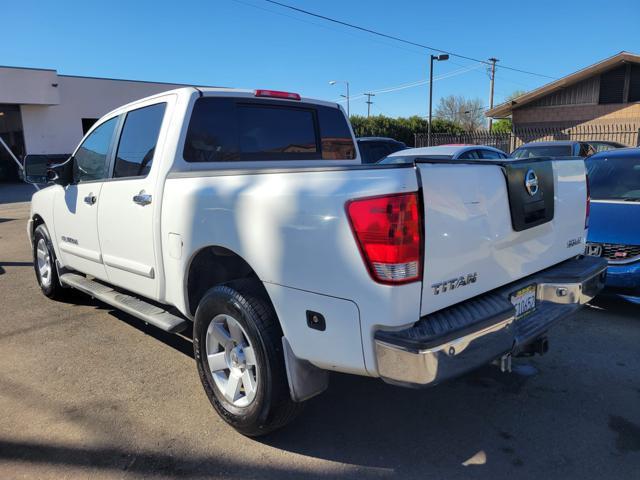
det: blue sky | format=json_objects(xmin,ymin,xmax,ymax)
[{"xmin": 5, "ymin": 0, "xmax": 639, "ymax": 117}]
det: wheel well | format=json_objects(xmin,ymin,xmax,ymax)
[
  {"xmin": 31, "ymin": 214, "xmax": 45, "ymax": 246},
  {"xmin": 32, "ymin": 214, "xmax": 45, "ymax": 233},
  {"xmin": 186, "ymin": 246, "xmax": 271, "ymax": 317}
]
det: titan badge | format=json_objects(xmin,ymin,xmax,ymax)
[{"xmin": 431, "ymin": 273, "xmax": 478, "ymax": 295}]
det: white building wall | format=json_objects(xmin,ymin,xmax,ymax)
[
  {"xmin": 20, "ymin": 75, "xmax": 191, "ymax": 155},
  {"xmin": 0, "ymin": 67, "xmax": 60, "ymax": 105}
]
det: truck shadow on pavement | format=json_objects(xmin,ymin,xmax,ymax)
[{"xmin": 5, "ymin": 294, "xmax": 632, "ymax": 478}]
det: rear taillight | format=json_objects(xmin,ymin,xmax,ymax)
[
  {"xmin": 346, "ymin": 192, "xmax": 422, "ymax": 284},
  {"xmin": 585, "ymin": 173, "xmax": 591, "ymax": 229}
]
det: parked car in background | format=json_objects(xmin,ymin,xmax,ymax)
[
  {"xmin": 586, "ymin": 140, "xmax": 627, "ymax": 153},
  {"xmin": 512, "ymin": 141, "xmax": 596, "ymax": 159},
  {"xmin": 379, "ymin": 144, "xmax": 508, "ymax": 164},
  {"xmin": 357, "ymin": 137, "xmax": 407, "ymax": 164},
  {"xmin": 585, "ymin": 148, "xmax": 640, "ymax": 302}
]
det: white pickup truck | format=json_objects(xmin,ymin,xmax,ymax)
[{"xmin": 24, "ymin": 87, "xmax": 607, "ymax": 436}]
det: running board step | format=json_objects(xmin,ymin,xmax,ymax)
[{"xmin": 59, "ymin": 273, "xmax": 188, "ymax": 333}]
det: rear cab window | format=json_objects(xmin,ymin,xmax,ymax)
[{"xmin": 183, "ymin": 97, "xmax": 356, "ymax": 163}]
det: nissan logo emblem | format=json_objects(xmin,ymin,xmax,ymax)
[{"xmin": 524, "ymin": 169, "xmax": 539, "ymax": 196}]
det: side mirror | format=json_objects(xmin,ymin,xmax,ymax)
[
  {"xmin": 23, "ymin": 154, "xmax": 73, "ymax": 186},
  {"xmin": 47, "ymin": 157, "xmax": 74, "ymax": 186},
  {"xmin": 23, "ymin": 155, "xmax": 49, "ymax": 184}
]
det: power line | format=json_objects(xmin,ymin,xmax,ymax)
[
  {"xmin": 230, "ymin": 0, "xmax": 426, "ymax": 58},
  {"xmin": 335, "ymin": 65, "xmax": 482, "ymax": 103},
  {"xmin": 263, "ymin": 0, "xmax": 556, "ymax": 80}
]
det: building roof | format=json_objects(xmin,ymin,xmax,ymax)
[
  {"xmin": 485, "ymin": 51, "xmax": 640, "ymax": 118},
  {"xmin": 0, "ymin": 63, "xmax": 221, "ymax": 88}
]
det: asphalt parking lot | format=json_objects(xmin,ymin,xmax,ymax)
[{"xmin": 0, "ymin": 192, "xmax": 639, "ymax": 479}]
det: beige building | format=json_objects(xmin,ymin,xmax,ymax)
[
  {"xmin": 0, "ymin": 65, "xmax": 215, "ymax": 181},
  {"xmin": 486, "ymin": 52, "xmax": 640, "ymax": 142}
]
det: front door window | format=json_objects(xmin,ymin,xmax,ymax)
[{"xmin": 73, "ymin": 117, "xmax": 118, "ymax": 183}]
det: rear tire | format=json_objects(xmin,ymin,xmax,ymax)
[
  {"xmin": 193, "ymin": 284, "xmax": 303, "ymax": 436},
  {"xmin": 33, "ymin": 224, "xmax": 65, "ymax": 300}
]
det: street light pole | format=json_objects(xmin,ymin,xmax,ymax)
[
  {"xmin": 428, "ymin": 54, "xmax": 449, "ymax": 147},
  {"xmin": 329, "ymin": 80, "xmax": 350, "ymax": 117},
  {"xmin": 346, "ymin": 81, "xmax": 350, "ymax": 117}
]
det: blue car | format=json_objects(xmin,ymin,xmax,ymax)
[{"xmin": 585, "ymin": 148, "xmax": 640, "ymax": 303}]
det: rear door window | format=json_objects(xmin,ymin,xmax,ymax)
[
  {"xmin": 458, "ymin": 150, "xmax": 480, "ymax": 160},
  {"xmin": 479, "ymin": 149, "xmax": 503, "ymax": 159},
  {"xmin": 183, "ymin": 97, "xmax": 356, "ymax": 162},
  {"xmin": 113, "ymin": 103, "xmax": 166, "ymax": 178}
]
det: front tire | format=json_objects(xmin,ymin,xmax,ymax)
[
  {"xmin": 193, "ymin": 284, "xmax": 302, "ymax": 436},
  {"xmin": 33, "ymin": 224, "xmax": 64, "ymax": 299}
]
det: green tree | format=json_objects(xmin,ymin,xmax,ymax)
[
  {"xmin": 489, "ymin": 90, "xmax": 527, "ymax": 132},
  {"xmin": 349, "ymin": 115, "xmax": 463, "ymax": 146},
  {"xmin": 491, "ymin": 118, "xmax": 512, "ymax": 133}
]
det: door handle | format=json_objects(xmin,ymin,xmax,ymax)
[
  {"xmin": 83, "ymin": 193, "xmax": 97, "ymax": 205},
  {"xmin": 133, "ymin": 191, "xmax": 152, "ymax": 206}
]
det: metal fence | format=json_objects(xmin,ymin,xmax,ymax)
[{"xmin": 415, "ymin": 123, "xmax": 640, "ymax": 153}]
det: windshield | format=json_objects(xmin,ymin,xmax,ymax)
[
  {"xmin": 586, "ymin": 155, "xmax": 640, "ymax": 201},
  {"xmin": 512, "ymin": 145, "xmax": 572, "ymax": 158},
  {"xmin": 378, "ymin": 154, "xmax": 453, "ymax": 164}
]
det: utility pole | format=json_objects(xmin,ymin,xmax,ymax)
[
  {"xmin": 428, "ymin": 54, "xmax": 449, "ymax": 146},
  {"xmin": 364, "ymin": 92, "xmax": 375, "ymax": 117},
  {"xmin": 488, "ymin": 57, "xmax": 499, "ymax": 132}
]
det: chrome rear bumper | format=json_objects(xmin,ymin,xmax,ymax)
[{"xmin": 375, "ymin": 256, "xmax": 607, "ymax": 387}]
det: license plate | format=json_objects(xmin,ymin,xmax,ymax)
[{"xmin": 510, "ymin": 284, "xmax": 537, "ymax": 319}]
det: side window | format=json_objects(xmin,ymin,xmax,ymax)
[
  {"xmin": 358, "ymin": 143, "xmax": 373, "ymax": 164},
  {"xmin": 479, "ymin": 149, "xmax": 502, "ymax": 159},
  {"xmin": 113, "ymin": 103, "xmax": 166, "ymax": 178},
  {"xmin": 367, "ymin": 143, "xmax": 392, "ymax": 163},
  {"xmin": 458, "ymin": 149, "xmax": 480, "ymax": 160},
  {"xmin": 74, "ymin": 117, "xmax": 118, "ymax": 183},
  {"xmin": 578, "ymin": 143, "xmax": 596, "ymax": 157}
]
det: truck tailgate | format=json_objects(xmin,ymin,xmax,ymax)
[{"xmin": 417, "ymin": 159, "xmax": 588, "ymax": 316}]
